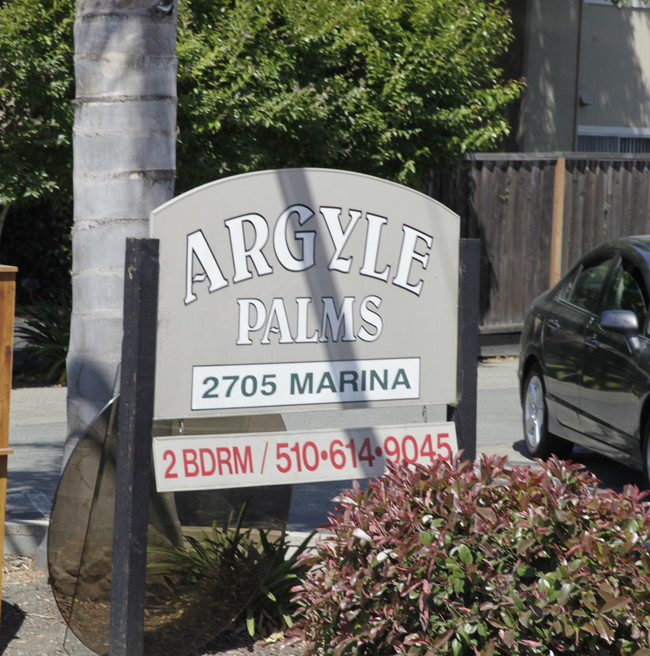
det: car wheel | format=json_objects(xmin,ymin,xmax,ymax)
[{"xmin": 523, "ymin": 365, "xmax": 572, "ymax": 460}]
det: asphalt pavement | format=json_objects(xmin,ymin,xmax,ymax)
[{"xmin": 8, "ymin": 355, "xmax": 643, "ymax": 568}]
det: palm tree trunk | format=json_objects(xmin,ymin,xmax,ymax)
[{"xmin": 66, "ymin": 0, "xmax": 177, "ymax": 464}]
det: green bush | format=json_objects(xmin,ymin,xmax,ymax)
[
  {"xmin": 290, "ymin": 456, "xmax": 650, "ymax": 656},
  {"xmin": 16, "ymin": 284, "xmax": 70, "ymax": 384},
  {"xmin": 0, "ymin": 201, "xmax": 72, "ymax": 306},
  {"xmin": 148, "ymin": 505, "xmax": 314, "ymax": 638}
]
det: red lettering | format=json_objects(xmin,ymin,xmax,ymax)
[
  {"xmin": 200, "ymin": 448, "xmax": 216, "ymax": 475},
  {"xmin": 217, "ymin": 447, "xmax": 233, "ymax": 475},
  {"xmin": 183, "ymin": 449, "xmax": 199, "ymax": 477},
  {"xmin": 233, "ymin": 446, "xmax": 253, "ymax": 474},
  {"xmin": 163, "ymin": 450, "xmax": 178, "ymax": 478}
]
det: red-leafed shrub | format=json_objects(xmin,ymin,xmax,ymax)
[{"xmin": 290, "ymin": 455, "xmax": 650, "ymax": 656}]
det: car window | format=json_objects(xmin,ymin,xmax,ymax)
[
  {"xmin": 563, "ymin": 257, "xmax": 615, "ymax": 313},
  {"xmin": 603, "ymin": 260, "xmax": 649, "ymax": 331}
]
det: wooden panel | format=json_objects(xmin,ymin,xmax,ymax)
[
  {"xmin": 0, "ymin": 264, "xmax": 17, "ymax": 628},
  {"xmin": 430, "ymin": 154, "xmax": 650, "ymax": 334}
]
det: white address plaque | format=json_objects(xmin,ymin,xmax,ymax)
[
  {"xmin": 191, "ymin": 357, "xmax": 420, "ymax": 411},
  {"xmin": 152, "ymin": 422, "xmax": 457, "ymax": 492}
]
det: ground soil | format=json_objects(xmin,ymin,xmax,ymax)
[{"xmin": 1, "ymin": 555, "xmax": 306, "ymax": 656}]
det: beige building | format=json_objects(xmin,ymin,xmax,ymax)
[{"xmin": 505, "ymin": 0, "xmax": 650, "ymax": 153}]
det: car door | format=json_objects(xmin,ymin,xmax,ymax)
[
  {"xmin": 579, "ymin": 256, "xmax": 649, "ymax": 455},
  {"xmin": 542, "ymin": 255, "xmax": 616, "ymax": 435}
]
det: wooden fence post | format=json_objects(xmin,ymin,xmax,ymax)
[
  {"xmin": 0, "ymin": 265, "xmax": 17, "ymax": 627},
  {"xmin": 447, "ymin": 239, "xmax": 480, "ymax": 462},
  {"xmin": 108, "ymin": 239, "xmax": 159, "ymax": 656},
  {"xmin": 550, "ymin": 156, "xmax": 566, "ymax": 287}
]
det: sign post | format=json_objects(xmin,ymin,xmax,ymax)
[
  {"xmin": 447, "ymin": 238, "xmax": 480, "ymax": 461},
  {"xmin": 109, "ymin": 239, "xmax": 159, "ymax": 656}
]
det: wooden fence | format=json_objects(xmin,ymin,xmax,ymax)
[{"xmin": 429, "ymin": 153, "xmax": 650, "ymax": 346}]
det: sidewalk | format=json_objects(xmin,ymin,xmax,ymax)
[
  {"xmin": 4, "ymin": 358, "xmax": 525, "ymax": 564},
  {"xmin": 5, "ymin": 385, "xmax": 66, "ymax": 564}
]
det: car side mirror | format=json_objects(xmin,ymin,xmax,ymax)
[{"xmin": 600, "ymin": 309, "xmax": 640, "ymax": 351}]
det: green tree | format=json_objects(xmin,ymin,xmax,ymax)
[
  {"xmin": 0, "ymin": 0, "xmax": 74, "ymax": 299},
  {"xmin": 1, "ymin": 0, "xmax": 523, "ymax": 221},
  {"xmin": 175, "ymin": 0, "xmax": 522, "ymax": 193},
  {"xmin": 0, "ymin": 0, "xmax": 74, "ymax": 241}
]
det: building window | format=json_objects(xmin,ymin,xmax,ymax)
[
  {"xmin": 585, "ymin": 0, "xmax": 649, "ymax": 8},
  {"xmin": 578, "ymin": 127, "xmax": 650, "ymax": 153}
]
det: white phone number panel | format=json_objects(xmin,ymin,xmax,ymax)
[{"xmin": 153, "ymin": 422, "xmax": 457, "ymax": 492}]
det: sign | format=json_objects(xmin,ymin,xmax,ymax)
[
  {"xmin": 191, "ymin": 358, "xmax": 420, "ymax": 411},
  {"xmin": 150, "ymin": 168, "xmax": 460, "ymax": 420},
  {"xmin": 152, "ymin": 421, "xmax": 457, "ymax": 492}
]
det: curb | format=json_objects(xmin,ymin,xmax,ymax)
[
  {"xmin": 3, "ymin": 520, "xmax": 318, "ymax": 572},
  {"xmin": 4, "ymin": 519, "xmax": 49, "ymax": 569}
]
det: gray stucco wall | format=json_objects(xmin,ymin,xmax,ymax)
[
  {"xmin": 577, "ymin": 2, "xmax": 650, "ymax": 130},
  {"xmin": 514, "ymin": 0, "xmax": 650, "ymax": 151},
  {"xmin": 518, "ymin": 0, "xmax": 581, "ymax": 151}
]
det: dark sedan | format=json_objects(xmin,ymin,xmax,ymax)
[{"xmin": 518, "ymin": 235, "xmax": 650, "ymax": 486}]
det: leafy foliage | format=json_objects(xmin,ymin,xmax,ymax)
[
  {"xmin": 16, "ymin": 284, "xmax": 71, "ymax": 384},
  {"xmin": 0, "ymin": 0, "xmax": 521, "ymax": 294},
  {"xmin": 148, "ymin": 505, "xmax": 314, "ymax": 638},
  {"xmin": 1, "ymin": 0, "xmax": 522, "ymax": 206},
  {"xmin": 291, "ymin": 456, "xmax": 650, "ymax": 656},
  {"xmin": 0, "ymin": 0, "xmax": 73, "ymax": 299},
  {"xmin": 176, "ymin": 0, "xmax": 523, "ymax": 192},
  {"xmin": 0, "ymin": 201, "xmax": 72, "ymax": 304},
  {"xmin": 0, "ymin": 0, "xmax": 74, "ymax": 210},
  {"xmin": 245, "ymin": 528, "xmax": 315, "ymax": 637}
]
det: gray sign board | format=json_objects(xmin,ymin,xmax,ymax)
[{"xmin": 150, "ymin": 168, "xmax": 459, "ymax": 420}]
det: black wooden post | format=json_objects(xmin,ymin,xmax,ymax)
[
  {"xmin": 447, "ymin": 238, "xmax": 480, "ymax": 461},
  {"xmin": 109, "ymin": 238, "xmax": 159, "ymax": 656}
]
